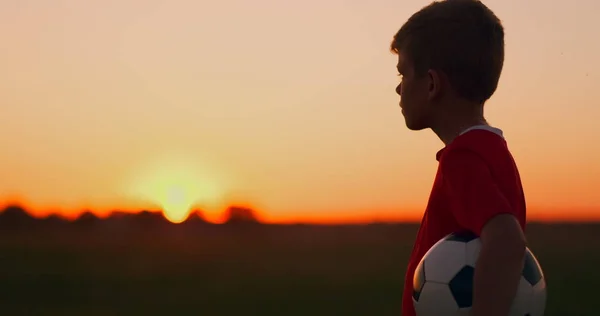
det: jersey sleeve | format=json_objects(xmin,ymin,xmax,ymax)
[{"xmin": 440, "ymin": 149, "xmax": 515, "ymax": 236}]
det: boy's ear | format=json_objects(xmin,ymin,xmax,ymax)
[{"xmin": 427, "ymin": 69, "xmax": 443, "ymax": 101}]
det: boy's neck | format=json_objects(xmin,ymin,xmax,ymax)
[{"xmin": 431, "ymin": 111, "xmax": 488, "ymax": 146}]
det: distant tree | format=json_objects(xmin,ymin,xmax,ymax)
[
  {"xmin": 186, "ymin": 209, "xmax": 207, "ymax": 222},
  {"xmin": 133, "ymin": 210, "xmax": 166, "ymax": 227},
  {"xmin": 100, "ymin": 210, "xmax": 135, "ymax": 236},
  {"xmin": 74, "ymin": 210, "xmax": 99, "ymax": 227},
  {"xmin": 108, "ymin": 210, "xmax": 132, "ymax": 219},
  {"xmin": 223, "ymin": 206, "xmax": 260, "ymax": 224},
  {"xmin": 42, "ymin": 214, "xmax": 68, "ymax": 226},
  {"xmin": 104, "ymin": 210, "xmax": 137, "ymax": 225},
  {"xmin": 0, "ymin": 204, "xmax": 35, "ymax": 229}
]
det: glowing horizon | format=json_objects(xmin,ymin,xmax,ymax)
[
  {"xmin": 3, "ymin": 198, "xmax": 600, "ymax": 225},
  {"xmin": 2, "ymin": 0, "xmax": 599, "ymax": 224}
]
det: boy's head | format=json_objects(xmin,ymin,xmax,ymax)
[{"xmin": 390, "ymin": 0, "xmax": 504, "ymax": 131}]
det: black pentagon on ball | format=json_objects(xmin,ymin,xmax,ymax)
[
  {"xmin": 445, "ymin": 231, "xmax": 478, "ymax": 243},
  {"xmin": 412, "ymin": 260, "xmax": 426, "ymax": 301},
  {"xmin": 522, "ymin": 248, "xmax": 544, "ymax": 285},
  {"xmin": 448, "ymin": 266, "xmax": 475, "ymax": 308}
]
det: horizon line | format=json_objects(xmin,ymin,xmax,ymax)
[{"xmin": 2, "ymin": 203, "xmax": 600, "ymax": 225}]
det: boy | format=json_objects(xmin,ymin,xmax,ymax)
[{"xmin": 390, "ymin": 1, "xmax": 527, "ymax": 316}]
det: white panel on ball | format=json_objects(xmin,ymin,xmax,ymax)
[
  {"xmin": 423, "ymin": 241, "xmax": 467, "ymax": 283},
  {"xmin": 414, "ymin": 282, "xmax": 459, "ymax": 316},
  {"xmin": 465, "ymin": 238, "xmax": 481, "ymax": 267}
]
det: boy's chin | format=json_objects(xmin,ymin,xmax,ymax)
[{"xmin": 404, "ymin": 118, "xmax": 429, "ymax": 131}]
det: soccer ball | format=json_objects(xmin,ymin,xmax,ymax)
[{"xmin": 413, "ymin": 232, "xmax": 546, "ymax": 316}]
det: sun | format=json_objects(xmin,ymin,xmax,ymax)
[
  {"xmin": 149, "ymin": 179, "xmax": 221, "ymax": 224},
  {"xmin": 122, "ymin": 152, "xmax": 228, "ymax": 224},
  {"xmin": 160, "ymin": 186, "xmax": 194, "ymax": 223}
]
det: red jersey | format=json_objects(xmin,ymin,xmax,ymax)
[{"xmin": 401, "ymin": 127, "xmax": 527, "ymax": 316}]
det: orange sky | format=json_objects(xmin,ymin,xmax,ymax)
[{"xmin": 1, "ymin": 0, "xmax": 600, "ymax": 223}]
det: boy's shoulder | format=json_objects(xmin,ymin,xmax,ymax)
[{"xmin": 436, "ymin": 125, "xmax": 509, "ymax": 163}]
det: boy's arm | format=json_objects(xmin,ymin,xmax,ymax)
[
  {"xmin": 470, "ymin": 214, "xmax": 526, "ymax": 316},
  {"xmin": 441, "ymin": 149, "xmax": 526, "ymax": 316}
]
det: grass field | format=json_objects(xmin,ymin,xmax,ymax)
[{"xmin": 0, "ymin": 223, "xmax": 597, "ymax": 315}]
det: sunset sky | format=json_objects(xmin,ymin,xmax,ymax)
[{"xmin": 1, "ymin": 0, "xmax": 599, "ymax": 223}]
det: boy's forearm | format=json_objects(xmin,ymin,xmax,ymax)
[{"xmin": 470, "ymin": 238, "xmax": 525, "ymax": 316}]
